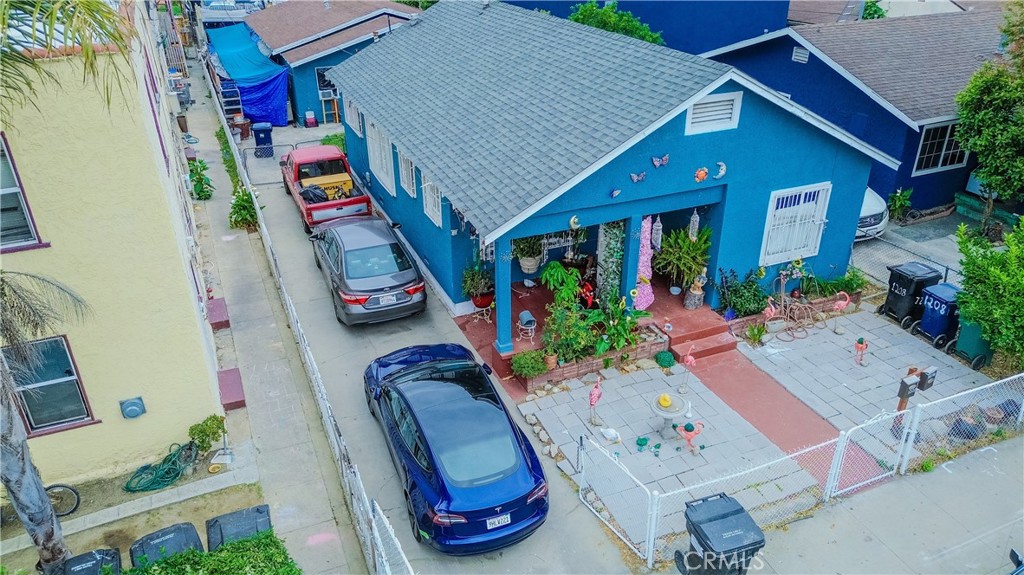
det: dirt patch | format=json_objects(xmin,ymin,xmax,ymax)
[
  {"xmin": 2, "ymin": 451, "xmax": 225, "ymax": 541},
  {"xmin": 0, "ymin": 483, "xmax": 262, "ymax": 572}
]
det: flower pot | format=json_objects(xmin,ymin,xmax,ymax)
[
  {"xmin": 543, "ymin": 353, "xmax": 558, "ymax": 370},
  {"xmin": 519, "ymin": 256, "xmax": 541, "ymax": 274},
  {"xmin": 470, "ymin": 292, "xmax": 494, "ymax": 309},
  {"xmin": 683, "ymin": 288, "xmax": 704, "ymax": 310}
]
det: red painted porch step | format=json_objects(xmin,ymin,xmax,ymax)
[
  {"xmin": 208, "ymin": 297, "xmax": 230, "ymax": 331},
  {"xmin": 217, "ymin": 368, "xmax": 246, "ymax": 411},
  {"xmin": 670, "ymin": 330, "xmax": 737, "ymax": 360}
]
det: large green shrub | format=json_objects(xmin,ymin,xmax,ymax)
[
  {"xmin": 956, "ymin": 221, "xmax": 1024, "ymax": 369},
  {"xmin": 511, "ymin": 350, "xmax": 548, "ymax": 378},
  {"xmin": 123, "ymin": 530, "xmax": 300, "ymax": 574},
  {"xmin": 716, "ymin": 268, "xmax": 768, "ymax": 317},
  {"xmin": 320, "ymin": 132, "xmax": 346, "ymax": 152},
  {"xmin": 652, "ymin": 227, "xmax": 712, "ymax": 288}
]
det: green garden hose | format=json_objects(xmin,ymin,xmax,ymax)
[{"xmin": 124, "ymin": 442, "xmax": 199, "ymax": 493}]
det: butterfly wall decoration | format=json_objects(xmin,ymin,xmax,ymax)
[
  {"xmin": 630, "ymin": 172, "xmax": 647, "ymax": 183},
  {"xmin": 651, "ymin": 154, "xmax": 669, "ymax": 168}
]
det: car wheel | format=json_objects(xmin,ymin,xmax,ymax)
[
  {"xmin": 900, "ymin": 316, "xmax": 914, "ymax": 330},
  {"xmin": 909, "ymin": 320, "xmax": 921, "ymax": 336},
  {"xmin": 933, "ymin": 334, "xmax": 946, "ymax": 349},
  {"xmin": 303, "ymin": 220, "xmax": 312, "ymax": 235},
  {"xmin": 406, "ymin": 494, "xmax": 422, "ymax": 543},
  {"xmin": 944, "ymin": 339, "xmax": 957, "ymax": 355}
]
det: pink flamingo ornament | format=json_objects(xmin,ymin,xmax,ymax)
[
  {"xmin": 589, "ymin": 377, "xmax": 603, "ymax": 426},
  {"xmin": 832, "ymin": 291, "xmax": 851, "ymax": 334},
  {"xmin": 679, "ymin": 345, "xmax": 697, "ymax": 394},
  {"xmin": 763, "ymin": 297, "xmax": 778, "ymax": 320},
  {"xmin": 676, "ymin": 421, "xmax": 705, "ymax": 455}
]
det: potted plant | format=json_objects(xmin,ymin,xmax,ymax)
[
  {"xmin": 511, "ymin": 350, "xmax": 548, "ymax": 379},
  {"xmin": 652, "ymin": 227, "xmax": 712, "ymax": 301},
  {"xmin": 188, "ymin": 414, "xmax": 227, "ymax": 457},
  {"xmin": 462, "ymin": 266, "xmax": 494, "ymax": 308},
  {"xmin": 512, "ymin": 235, "xmax": 544, "ymax": 274}
]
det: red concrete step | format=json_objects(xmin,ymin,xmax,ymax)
[
  {"xmin": 217, "ymin": 368, "xmax": 245, "ymax": 411},
  {"xmin": 670, "ymin": 330, "xmax": 737, "ymax": 360},
  {"xmin": 208, "ymin": 297, "xmax": 230, "ymax": 331}
]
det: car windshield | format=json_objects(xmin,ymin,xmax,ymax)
[
  {"xmin": 404, "ymin": 370, "xmax": 520, "ymax": 487},
  {"xmin": 298, "ymin": 159, "xmax": 346, "ymax": 179},
  {"xmin": 343, "ymin": 243, "xmax": 412, "ymax": 279}
]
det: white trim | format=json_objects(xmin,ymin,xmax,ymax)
[
  {"xmin": 484, "ymin": 68, "xmax": 899, "ymax": 244},
  {"xmin": 269, "ymin": 9, "xmax": 415, "ymax": 55},
  {"xmin": 343, "ymin": 94, "xmax": 362, "ymax": 137},
  {"xmin": 911, "ymin": 120, "xmax": 968, "ymax": 176},
  {"xmin": 701, "ymin": 28, "xmax": 920, "ymax": 131},
  {"xmin": 422, "ymin": 178, "xmax": 442, "ymax": 227},
  {"xmin": 916, "ymin": 114, "xmax": 959, "ymax": 127},
  {"xmin": 287, "ymin": 26, "xmax": 401, "ymax": 67},
  {"xmin": 759, "ymin": 182, "xmax": 832, "ymax": 266},
  {"xmin": 685, "ymin": 91, "xmax": 743, "ymax": 135},
  {"xmin": 366, "ymin": 120, "xmax": 395, "ymax": 196},
  {"xmin": 398, "ymin": 150, "xmax": 415, "ymax": 197}
]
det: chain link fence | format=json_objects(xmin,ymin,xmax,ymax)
[
  {"xmin": 202, "ymin": 68, "xmax": 412, "ymax": 575},
  {"xmin": 241, "ymin": 144, "xmax": 295, "ymax": 186},
  {"xmin": 579, "ymin": 372, "xmax": 1024, "ymax": 568},
  {"xmin": 852, "ymin": 234, "xmax": 964, "ymax": 288}
]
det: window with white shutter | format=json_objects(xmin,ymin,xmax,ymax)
[
  {"xmin": 366, "ymin": 121, "xmax": 395, "ymax": 196},
  {"xmin": 398, "ymin": 151, "xmax": 415, "ymax": 198},
  {"xmin": 422, "ymin": 179, "xmax": 442, "ymax": 228},
  {"xmin": 343, "ymin": 95, "xmax": 362, "ymax": 137},
  {"xmin": 685, "ymin": 92, "xmax": 743, "ymax": 135},
  {"xmin": 759, "ymin": 182, "xmax": 831, "ymax": 266}
]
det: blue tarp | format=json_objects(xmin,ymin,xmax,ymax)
[{"xmin": 207, "ymin": 24, "xmax": 288, "ymax": 126}]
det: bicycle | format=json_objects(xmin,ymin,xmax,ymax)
[{"xmin": 1, "ymin": 483, "xmax": 81, "ymax": 523}]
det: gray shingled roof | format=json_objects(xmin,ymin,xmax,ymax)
[
  {"xmin": 326, "ymin": 0, "xmax": 729, "ymax": 241},
  {"xmin": 794, "ymin": 10, "xmax": 1005, "ymax": 122}
]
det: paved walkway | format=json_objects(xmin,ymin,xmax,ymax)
[
  {"xmin": 740, "ymin": 308, "xmax": 992, "ymax": 432},
  {"xmin": 185, "ymin": 64, "xmax": 367, "ymax": 575}
]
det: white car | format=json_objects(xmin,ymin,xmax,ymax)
[{"xmin": 855, "ymin": 187, "xmax": 889, "ymax": 241}]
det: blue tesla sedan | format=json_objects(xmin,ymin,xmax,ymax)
[{"xmin": 363, "ymin": 344, "xmax": 549, "ymax": 555}]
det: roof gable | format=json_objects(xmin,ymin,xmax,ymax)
[{"xmin": 244, "ymin": 0, "xmax": 418, "ymax": 53}]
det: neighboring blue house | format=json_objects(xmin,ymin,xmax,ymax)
[
  {"xmin": 506, "ymin": 0, "xmax": 790, "ymax": 54},
  {"xmin": 703, "ymin": 10, "xmax": 1005, "ymax": 210},
  {"xmin": 327, "ymin": 0, "xmax": 897, "ymax": 354},
  {"xmin": 244, "ymin": 0, "xmax": 418, "ymax": 125}
]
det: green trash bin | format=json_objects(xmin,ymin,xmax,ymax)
[{"xmin": 949, "ymin": 317, "xmax": 993, "ymax": 371}]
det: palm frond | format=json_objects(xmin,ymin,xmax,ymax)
[{"xmin": 0, "ymin": 271, "xmax": 90, "ymax": 368}]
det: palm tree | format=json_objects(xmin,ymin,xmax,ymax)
[
  {"xmin": 1, "ymin": 0, "xmax": 133, "ymax": 126},
  {"xmin": 1, "ymin": 271, "xmax": 90, "ymax": 574}
]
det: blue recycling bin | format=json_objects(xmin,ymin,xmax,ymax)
[
  {"xmin": 912, "ymin": 282, "xmax": 961, "ymax": 348},
  {"xmin": 252, "ymin": 122, "xmax": 273, "ymax": 158}
]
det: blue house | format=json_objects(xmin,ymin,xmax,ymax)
[
  {"xmin": 703, "ymin": 10, "xmax": 1006, "ymax": 211},
  {"xmin": 327, "ymin": 0, "xmax": 897, "ymax": 354},
  {"xmin": 506, "ymin": 0, "xmax": 790, "ymax": 54},
  {"xmin": 244, "ymin": 0, "xmax": 419, "ymax": 125}
]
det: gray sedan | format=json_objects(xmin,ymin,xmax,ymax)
[{"xmin": 310, "ymin": 216, "xmax": 427, "ymax": 325}]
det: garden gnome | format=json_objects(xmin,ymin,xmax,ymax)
[
  {"xmin": 677, "ymin": 421, "xmax": 704, "ymax": 455},
  {"xmin": 589, "ymin": 377, "xmax": 604, "ymax": 426},
  {"xmin": 854, "ymin": 337, "xmax": 868, "ymax": 366}
]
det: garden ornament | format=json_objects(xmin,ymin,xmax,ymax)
[
  {"xmin": 832, "ymin": 291, "xmax": 851, "ymax": 334},
  {"xmin": 676, "ymin": 421, "xmax": 704, "ymax": 455},
  {"xmin": 599, "ymin": 427, "xmax": 621, "ymax": 443},
  {"xmin": 589, "ymin": 377, "xmax": 604, "ymax": 426},
  {"xmin": 679, "ymin": 345, "xmax": 696, "ymax": 394},
  {"xmin": 854, "ymin": 337, "xmax": 868, "ymax": 366}
]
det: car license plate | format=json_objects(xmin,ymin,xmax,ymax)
[
  {"xmin": 486, "ymin": 513, "xmax": 511, "ymax": 530},
  {"xmin": 379, "ymin": 294, "xmax": 397, "ymax": 305}
]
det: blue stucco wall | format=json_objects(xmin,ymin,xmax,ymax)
[
  {"xmin": 711, "ymin": 36, "xmax": 973, "ymax": 209},
  {"xmin": 505, "ymin": 0, "xmax": 789, "ymax": 54},
  {"xmin": 288, "ymin": 38, "xmax": 376, "ymax": 125}
]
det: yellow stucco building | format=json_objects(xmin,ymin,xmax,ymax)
[{"xmin": 1, "ymin": 4, "xmax": 222, "ymax": 483}]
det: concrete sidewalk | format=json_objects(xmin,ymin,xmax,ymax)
[
  {"xmin": 658, "ymin": 435, "xmax": 1024, "ymax": 574},
  {"xmin": 185, "ymin": 64, "xmax": 367, "ymax": 575}
]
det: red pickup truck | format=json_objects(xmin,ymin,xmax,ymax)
[{"xmin": 280, "ymin": 145, "xmax": 371, "ymax": 232}]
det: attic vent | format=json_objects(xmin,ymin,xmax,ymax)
[
  {"xmin": 792, "ymin": 47, "xmax": 810, "ymax": 64},
  {"xmin": 685, "ymin": 92, "xmax": 743, "ymax": 135}
]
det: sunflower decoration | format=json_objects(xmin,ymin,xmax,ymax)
[
  {"xmin": 630, "ymin": 288, "xmax": 639, "ymax": 298},
  {"xmin": 755, "ymin": 267, "xmax": 766, "ymax": 280}
]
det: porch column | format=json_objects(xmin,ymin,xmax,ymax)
[
  {"xmin": 620, "ymin": 215, "xmax": 643, "ymax": 306},
  {"xmin": 494, "ymin": 236, "xmax": 514, "ymax": 355}
]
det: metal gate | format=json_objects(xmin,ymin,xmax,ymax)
[{"xmin": 827, "ymin": 412, "xmax": 909, "ymax": 498}]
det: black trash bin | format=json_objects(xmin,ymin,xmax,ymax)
[
  {"xmin": 63, "ymin": 548, "xmax": 122, "ymax": 574},
  {"xmin": 252, "ymin": 122, "xmax": 273, "ymax": 158},
  {"xmin": 877, "ymin": 262, "xmax": 942, "ymax": 329},
  {"xmin": 206, "ymin": 504, "xmax": 273, "ymax": 551},
  {"xmin": 129, "ymin": 522, "xmax": 204, "ymax": 568},
  {"xmin": 676, "ymin": 493, "xmax": 765, "ymax": 575}
]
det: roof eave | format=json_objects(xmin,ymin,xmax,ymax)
[
  {"xmin": 287, "ymin": 26, "xmax": 399, "ymax": 67},
  {"xmin": 268, "ymin": 8, "xmax": 413, "ymax": 55}
]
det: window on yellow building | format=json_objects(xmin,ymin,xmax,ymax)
[
  {"xmin": 1, "ymin": 133, "xmax": 43, "ymax": 251},
  {"xmin": 2, "ymin": 337, "xmax": 94, "ymax": 433}
]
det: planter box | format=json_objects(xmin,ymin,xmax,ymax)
[
  {"xmin": 726, "ymin": 290, "xmax": 862, "ymax": 336},
  {"xmin": 518, "ymin": 326, "xmax": 669, "ymax": 392}
]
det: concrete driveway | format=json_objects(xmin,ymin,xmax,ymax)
[{"xmin": 245, "ymin": 125, "xmax": 631, "ymax": 574}]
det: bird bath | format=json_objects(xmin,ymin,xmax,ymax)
[{"xmin": 651, "ymin": 392, "xmax": 686, "ymax": 440}]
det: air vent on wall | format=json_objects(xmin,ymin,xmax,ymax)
[{"xmin": 792, "ymin": 47, "xmax": 810, "ymax": 64}]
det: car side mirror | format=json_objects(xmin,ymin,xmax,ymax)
[
  {"xmin": 373, "ymin": 387, "xmax": 382, "ymax": 400},
  {"xmin": 279, "ymin": 160, "xmax": 286, "ymax": 167},
  {"xmin": 481, "ymin": 363, "xmax": 493, "ymax": 375}
]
